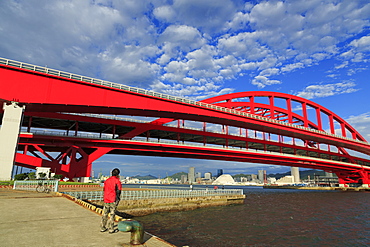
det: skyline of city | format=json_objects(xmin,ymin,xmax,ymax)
[{"xmin": 89, "ymin": 163, "xmax": 307, "ymax": 179}]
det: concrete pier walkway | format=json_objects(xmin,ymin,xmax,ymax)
[{"xmin": 0, "ymin": 189, "xmax": 175, "ymax": 247}]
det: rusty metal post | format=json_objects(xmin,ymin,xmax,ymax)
[{"xmin": 118, "ymin": 220, "xmax": 144, "ymax": 245}]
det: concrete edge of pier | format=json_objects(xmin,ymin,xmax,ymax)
[
  {"xmin": 56, "ymin": 191, "xmax": 178, "ymax": 246},
  {"xmin": 0, "ymin": 188, "xmax": 176, "ymax": 247}
]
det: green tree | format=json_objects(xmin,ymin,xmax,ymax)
[
  {"xmin": 28, "ymin": 172, "xmax": 36, "ymax": 179},
  {"xmin": 14, "ymin": 173, "xmax": 28, "ymax": 180},
  {"xmin": 53, "ymin": 174, "xmax": 63, "ymax": 180}
]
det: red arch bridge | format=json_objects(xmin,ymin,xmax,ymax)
[{"xmin": 0, "ymin": 57, "xmax": 369, "ymax": 187}]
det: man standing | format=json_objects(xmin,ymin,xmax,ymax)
[{"xmin": 100, "ymin": 168, "xmax": 122, "ymax": 233}]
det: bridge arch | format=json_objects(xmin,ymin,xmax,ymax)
[
  {"xmin": 201, "ymin": 91, "xmax": 370, "ymax": 186},
  {"xmin": 202, "ymin": 91, "xmax": 365, "ymax": 142}
]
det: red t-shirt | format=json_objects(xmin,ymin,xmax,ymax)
[{"xmin": 103, "ymin": 176, "xmax": 122, "ymax": 203}]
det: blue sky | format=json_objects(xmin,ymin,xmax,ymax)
[{"xmin": 1, "ymin": 0, "xmax": 370, "ymax": 177}]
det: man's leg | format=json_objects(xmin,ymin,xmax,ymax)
[
  {"xmin": 100, "ymin": 204, "xmax": 109, "ymax": 232},
  {"xmin": 107, "ymin": 203, "xmax": 117, "ymax": 233}
]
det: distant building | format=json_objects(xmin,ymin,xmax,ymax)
[
  {"xmin": 144, "ymin": 179, "xmax": 162, "ymax": 184},
  {"xmin": 188, "ymin": 167, "xmax": 195, "ymax": 184},
  {"xmin": 36, "ymin": 167, "xmax": 51, "ymax": 179},
  {"xmin": 195, "ymin": 172, "xmax": 201, "ymax": 179},
  {"xmin": 181, "ymin": 174, "xmax": 188, "ymax": 184},
  {"xmin": 251, "ymin": 174, "xmax": 258, "ymax": 182},
  {"xmin": 276, "ymin": 175, "xmax": 294, "ymax": 185},
  {"xmin": 204, "ymin": 172, "xmax": 212, "ymax": 180},
  {"xmin": 268, "ymin": 177, "xmax": 277, "ymax": 184},
  {"xmin": 258, "ymin": 170, "xmax": 266, "ymax": 183},
  {"xmin": 217, "ymin": 169, "xmax": 223, "ymax": 177},
  {"xmin": 123, "ymin": 177, "xmax": 140, "ymax": 184},
  {"xmin": 325, "ymin": 172, "xmax": 333, "ymax": 177}
]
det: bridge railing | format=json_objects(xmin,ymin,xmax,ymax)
[
  {"xmin": 63, "ymin": 189, "xmax": 243, "ymax": 201},
  {"xmin": 13, "ymin": 180, "xmax": 59, "ymax": 192},
  {"xmin": 25, "ymin": 130, "xmax": 114, "ymax": 140},
  {"xmin": 63, "ymin": 112, "xmax": 150, "ymax": 124},
  {"xmin": 1, "ymin": 57, "xmax": 368, "ymax": 145}
]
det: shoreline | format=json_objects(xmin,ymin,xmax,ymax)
[
  {"xmin": 55, "ymin": 184, "xmax": 247, "ymax": 216},
  {"xmin": 118, "ymin": 194, "xmax": 246, "ymax": 216}
]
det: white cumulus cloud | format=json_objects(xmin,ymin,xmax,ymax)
[{"xmin": 296, "ymin": 81, "xmax": 359, "ymax": 99}]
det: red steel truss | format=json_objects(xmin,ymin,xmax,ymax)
[{"xmin": 0, "ymin": 58, "xmax": 369, "ymax": 185}]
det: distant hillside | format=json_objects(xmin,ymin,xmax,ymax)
[
  {"xmin": 167, "ymin": 172, "xmax": 187, "ymax": 180},
  {"xmin": 232, "ymin": 173, "xmax": 252, "ymax": 179},
  {"xmin": 131, "ymin": 174, "xmax": 157, "ymax": 180},
  {"xmin": 131, "ymin": 172, "xmax": 187, "ymax": 180}
]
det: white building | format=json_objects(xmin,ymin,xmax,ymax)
[
  {"xmin": 204, "ymin": 172, "xmax": 212, "ymax": 180},
  {"xmin": 36, "ymin": 167, "xmax": 51, "ymax": 179},
  {"xmin": 144, "ymin": 179, "xmax": 162, "ymax": 184},
  {"xmin": 212, "ymin": 174, "xmax": 235, "ymax": 185},
  {"xmin": 275, "ymin": 175, "xmax": 294, "ymax": 185}
]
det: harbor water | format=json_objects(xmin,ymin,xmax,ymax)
[{"xmin": 130, "ymin": 185, "xmax": 369, "ymax": 247}]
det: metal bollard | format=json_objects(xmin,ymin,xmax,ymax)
[{"xmin": 118, "ymin": 220, "xmax": 144, "ymax": 245}]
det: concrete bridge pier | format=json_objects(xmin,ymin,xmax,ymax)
[
  {"xmin": 291, "ymin": 167, "xmax": 300, "ymax": 183},
  {"xmin": 0, "ymin": 102, "xmax": 24, "ymax": 180},
  {"xmin": 338, "ymin": 171, "xmax": 370, "ymax": 188},
  {"xmin": 359, "ymin": 170, "xmax": 370, "ymax": 188}
]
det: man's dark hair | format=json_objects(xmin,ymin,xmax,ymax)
[{"xmin": 112, "ymin": 168, "xmax": 120, "ymax": 177}]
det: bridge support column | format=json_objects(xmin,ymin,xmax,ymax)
[
  {"xmin": 359, "ymin": 170, "xmax": 369, "ymax": 188},
  {"xmin": 15, "ymin": 145, "xmax": 112, "ymax": 181},
  {"xmin": 0, "ymin": 102, "xmax": 25, "ymax": 180},
  {"xmin": 337, "ymin": 170, "xmax": 370, "ymax": 187},
  {"xmin": 291, "ymin": 167, "xmax": 300, "ymax": 183},
  {"xmin": 338, "ymin": 176, "xmax": 349, "ymax": 187},
  {"xmin": 80, "ymin": 177, "xmax": 90, "ymax": 183}
]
